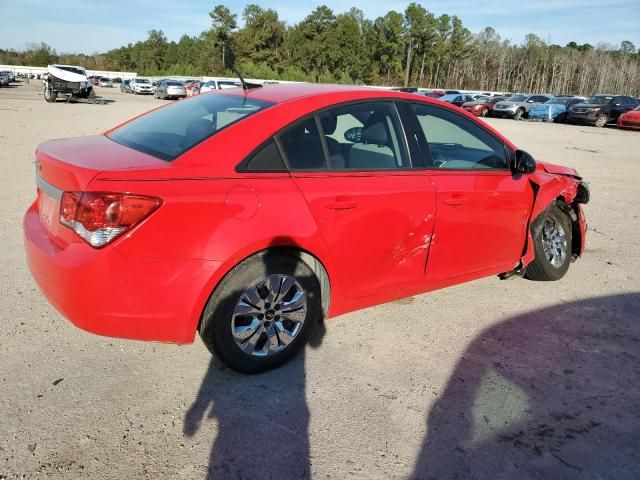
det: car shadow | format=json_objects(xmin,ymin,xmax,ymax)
[
  {"xmin": 183, "ymin": 240, "xmax": 326, "ymax": 479},
  {"xmin": 411, "ymin": 293, "xmax": 640, "ymax": 480}
]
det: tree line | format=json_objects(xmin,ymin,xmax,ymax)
[{"xmin": 1, "ymin": 3, "xmax": 639, "ymax": 95}]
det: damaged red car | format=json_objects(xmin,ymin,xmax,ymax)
[{"xmin": 24, "ymin": 84, "xmax": 589, "ymax": 373}]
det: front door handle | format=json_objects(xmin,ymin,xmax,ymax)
[
  {"xmin": 326, "ymin": 200, "xmax": 358, "ymax": 210},
  {"xmin": 444, "ymin": 197, "xmax": 469, "ymax": 206}
]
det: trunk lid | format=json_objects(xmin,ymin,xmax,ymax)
[
  {"xmin": 37, "ymin": 134, "xmax": 165, "ymax": 191},
  {"xmin": 35, "ymin": 135, "xmax": 167, "ymax": 241}
]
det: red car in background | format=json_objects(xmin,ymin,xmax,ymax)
[
  {"xmin": 617, "ymin": 106, "xmax": 640, "ymax": 130},
  {"xmin": 24, "ymin": 84, "xmax": 589, "ymax": 373},
  {"xmin": 462, "ymin": 96, "xmax": 506, "ymax": 117}
]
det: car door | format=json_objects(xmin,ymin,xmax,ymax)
[
  {"xmin": 279, "ymin": 101, "xmax": 437, "ymax": 299},
  {"xmin": 410, "ymin": 103, "xmax": 533, "ymax": 281}
]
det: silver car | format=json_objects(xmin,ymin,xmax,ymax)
[
  {"xmin": 493, "ymin": 94, "xmax": 551, "ymax": 120},
  {"xmin": 154, "ymin": 80, "xmax": 187, "ymax": 100}
]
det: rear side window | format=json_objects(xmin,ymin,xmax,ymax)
[
  {"xmin": 108, "ymin": 94, "xmax": 274, "ymax": 161},
  {"xmin": 244, "ymin": 140, "xmax": 286, "ymax": 172},
  {"xmin": 413, "ymin": 104, "xmax": 507, "ymax": 170},
  {"xmin": 278, "ymin": 118, "xmax": 327, "ymax": 170}
]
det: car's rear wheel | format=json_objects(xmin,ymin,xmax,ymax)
[
  {"xmin": 525, "ymin": 205, "xmax": 572, "ymax": 281},
  {"xmin": 514, "ymin": 108, "xmax": 525, "ymax": 121},
  {"xmin": 199, "ymin": 252, "xmax": 321, "ymax": 373},
  {"xmin": 594, "ymin": 114, "xmax": 608, "ymax": 128}
]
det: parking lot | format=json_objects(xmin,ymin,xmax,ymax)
[{"xmin": 1, "ymin": 81, "xmax": 639, "ymax": 479}]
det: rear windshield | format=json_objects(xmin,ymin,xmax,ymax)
[
  {"xmin": 107, "ymin": 93, "xmax": 274, "ymax": 161},
  {"xmin": 507, "ymin": 95, "xmax": 527, "ymax": 102},
  {"xmin": 165, "ymin": 81, "xmax": 183, "ymax": 86},
  {"xmin": 56, "ymin": 66, "xmax": 86, "ymax": 76}
]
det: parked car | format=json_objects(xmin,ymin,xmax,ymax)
[
  {"xmin": 120, "ymin": 79, "xmax": 132, "ymax": 93},
  {"xmin": 184, "ymin": 80, "xmax": 201, "ymax": 97},
  {"xmin": 99, "ymin": 77, "xmax": 113, "ymax": 87},
  {"xmin": 617, "ymin": 105, "xmax": 640, "ymax": 130},
  {"xmin": 422, "ymin": 91, "xmax": 445, "ymax": 99},
  {"xmin": 439, "ymin": 93, "xmax": 474, "ymax": 107},
  {"xmin": 0, "ymin": 70, "xmax": 15, "ymax": 83},
  {"xmin": 24, "ymin": 84, "xmax": 589, "ymax": 373},
  {"xmin": 492, "ymin": 94, "xmax": 551, "ymax": 120},
  {"xmin": 461, "ymin": 96, "xmax": 506, "ymax": 117},
  {"xmin": 130, "ymin": 78, "xmax": 153, "ymax": 95},
  {"xmin": 0, "ymin": 71, "xmax": 10, "ymax": 87},
  {"xmin": 200, "ymin": 79, "xmax": 243, "ymax": 94},
  {"xmin": 154, "ymin": 80, "xmax": 187, "ymax": 100},
  {"xmin": 566, "ymin": 94, "xmax": 639, "ymax": 127},
  {"xmin": 528, "ymin": 96, "xmax": 585, "ymax": 123}
]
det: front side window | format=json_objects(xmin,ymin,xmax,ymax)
[
  {"xmin": 413, "ymin": 104, "xmax": 508, "ymax": 170},
  {"xmin": 108, "ymin": 94, "xmax": 274, "ymax": 161}
]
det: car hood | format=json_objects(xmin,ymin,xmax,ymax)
[{"xmin": 537, "ymin": 161, "xmax": 580, "ymax": 179}]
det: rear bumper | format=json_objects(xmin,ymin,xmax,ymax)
[{"xmin": 23, "ymin": 201, "xmax": 223, "ymax": 344}]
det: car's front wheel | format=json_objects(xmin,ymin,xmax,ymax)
[
  {"xmin": 594, "ymin": 114, "xmax": 608, "ymax": 128},
  {"xmin": 514, "ymin": 108, "xmax": 525, "ymax": 121},
  {"xmin": 525, "ymin": 205, "xmax": 572, "ymax": 281},
  {"xmin": 199, "ymin": 252, "xmax": 321, "ymax": 373},
  {"xmin": 480, "ymin": 108, "xmax": 488, "ymax": 117}
]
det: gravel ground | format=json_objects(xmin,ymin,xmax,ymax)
[{"xmin": 1, "ymin": 81, "xmax": 639, "ymax": 480}]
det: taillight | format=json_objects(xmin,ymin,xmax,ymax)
[{"xmin": 59, "ymin": 192, "xmax": 161, "ymax": 247}]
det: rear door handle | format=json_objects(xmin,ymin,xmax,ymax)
[{"xmin": 444, "ymin": 197, "xmax": 469, "ymax": 206}]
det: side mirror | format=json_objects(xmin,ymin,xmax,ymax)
[
  {"xmin": 344, "ymin": 126, "xmax": 363, "ymax": 143},
  {"xmin": 514, "ymin": 150, "xmax": 536, "ymax": 174}
]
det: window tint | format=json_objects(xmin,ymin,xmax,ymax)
[
  {"xmin": 317, "ymin": 102, "xmax": 410, "ymax": 170},
  {"xmin": 244, "ymin": 140, "xmax": 286, "ymax": 172},
  {"xmin": 278, "ymin": 118, "xmax": 326, "ymax": 170},
  {"xmin": 413, "ymin": 104, "xmax": 508, "ymax": 170},
  {"xmin": 108, "ymin": 94, "xmax": 274, "ymax": 161}
]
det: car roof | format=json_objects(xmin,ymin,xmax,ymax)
[{"xmin": 223, "ymin": 83, "xmax": 395, "ymax": 104}]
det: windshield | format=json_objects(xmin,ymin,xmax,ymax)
[
  {"xmin": 56, "ymin": 66, "xmax": 86, "ymax": 76},
  {"xmin": 136, "ymin": 79, "xmax": 150, "ymax": 84},
  {"xmin": 584, "ymin": 95, "xmax": 613, "ymax": 105},
  {"xmin": 108, "ymin": 93, "xmax": 274, "ymax": 161},
  {"xmin": 475, "ymin": 98, "xmax": 490, "ymax": 104},
  {"xmin": 439, "ymin": 94, "xmax": 460, "ymax": 102},
  {"xmin": 547, "ymin": 98, "xmax": 571, "ymax": 105},
  {"xmin": 506, "ymin": 95, "xmax": 527, "ymax": 102}
]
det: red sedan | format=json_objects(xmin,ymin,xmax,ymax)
[
  {"xmin": 617, "ymin": 106, "xmax": 640, "ymax": 130},
  {"xmin": 462, "ymin": 96, "xmax": 506, "ymax": 117},
  {"xmin": 24, "ymin": 84, "xmax": 589, "ymax": 373}
]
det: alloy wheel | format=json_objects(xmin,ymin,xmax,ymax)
[
  {"xmin": 231, "ymin": 274, "xmax": 307, "ymax": 357},
  {"xmin": 542, "ymin": 216, "xmax": 568, "ymax": 268}
]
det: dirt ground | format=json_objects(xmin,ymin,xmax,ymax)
[{"xmin": 1, "ymin": 81, "xmax": 639, "ymax": 480}]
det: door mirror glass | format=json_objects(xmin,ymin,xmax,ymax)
[
  {"xmin": 344, "ymin": 126, "xmax": 363, "ymax": 143},
  {"xmin": 514, "ymin": 150, "xmax": 536, "ymax": 174}
]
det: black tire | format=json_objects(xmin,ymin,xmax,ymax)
[
  {"xmin": 44, "ymin": 85, "xmax": 57, "ymax": 103},
  {"xmin": 525, "ymin": 205, "xmax": 572, "ymax": 281},
  {"xmin": 594, "ymin": 114, "xmax": 608, "ymax": 128},
  {"xmin": 199, "ymin": 252, "xmax": 322, "ymax": 373},
  {"xmin": 514, "ymin": 108, "xmax": 525, "ymax": 121}
]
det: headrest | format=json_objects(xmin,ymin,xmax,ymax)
[
  {"xmin": 320, "ymin": 113, "xmax": 337, "ymax": 135},
  {"xmin": 361, "ymin": 113, "xmax": 388, "ymax": 146}
]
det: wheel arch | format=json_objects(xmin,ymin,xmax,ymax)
[{"xmin": 194, "ymin": 245, "xmax": 333, "ymax": 335}]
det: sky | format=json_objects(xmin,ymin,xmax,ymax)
[{"xmin": 1, "ymin": 0, "xmax": 638, "ymax": 54}]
